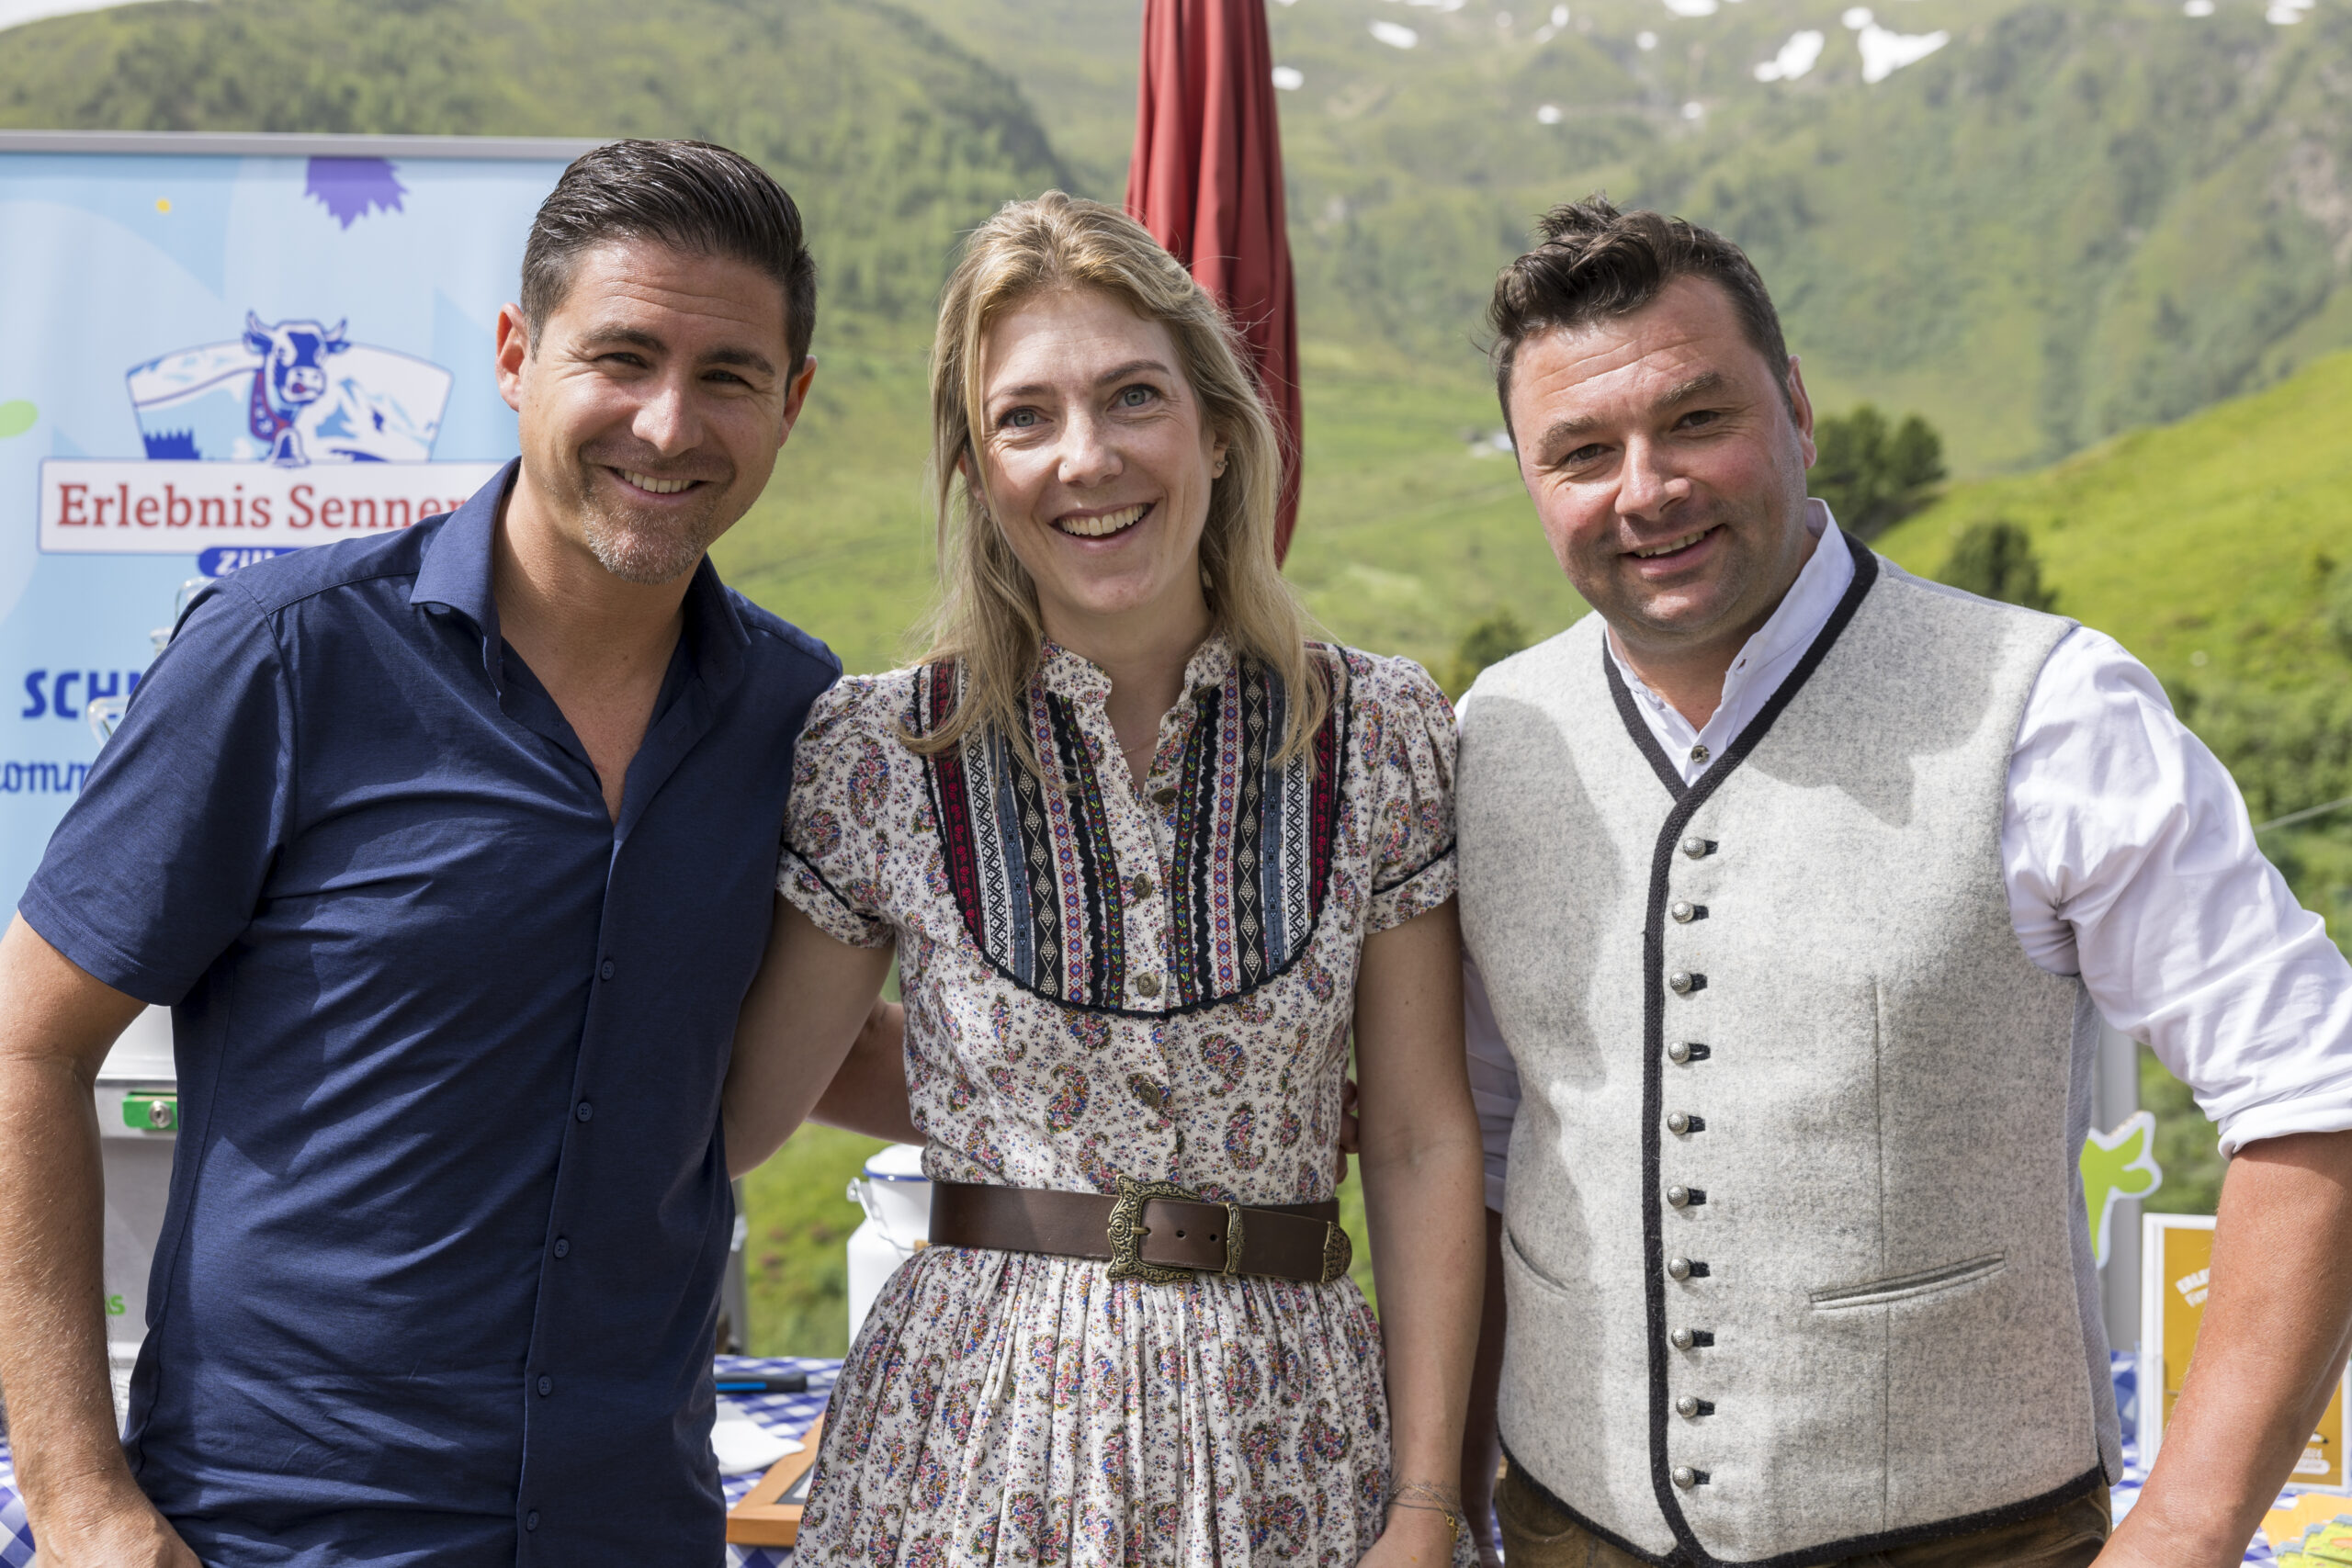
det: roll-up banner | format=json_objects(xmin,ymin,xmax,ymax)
[{"xmin": 0, "ymin": 131, "xmax": 592, "ymax": 907}]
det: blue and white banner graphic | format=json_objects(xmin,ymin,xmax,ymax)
[{"xmin": 0, "ymin": 141, "xmax": 575, "ymax": 906}]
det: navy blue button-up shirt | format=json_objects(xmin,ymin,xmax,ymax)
[{"xmin": 23, "ymin": 465, "xmax": 838, "ymax": 1566}]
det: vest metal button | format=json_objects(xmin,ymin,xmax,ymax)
[
  {"xmin": 1667, "ymin": 1111, "xmax": 1691, "ymax": 1134},
  {"xmin": 1670, "ymin": 900, "xmax": 1695, "ymax": 922},
  {"xmin": 1672, "ymin": 1466, "xmax": 1699, "ymax": 1490},
  {"xmin": 1676, "ymin": 1395, "xmax": 1700, "ymax": 1418},
  {"xmin": 1668, "ymin": 1042, "xmax": 1691, "ymax": 1064},
  {"xmin": 1668, "ymin": 1186, "xmax": 1690, "ymax": 1209},
  {"xmin": 1668, "ymin": 971, "xmax": 1694, "ymax": 994},
  {"xmin": 1667, "ymin": 1256, "xmax": 1692, "ymax": 1280},
  {"xmin": 1680, "ymin": 836, "xmax": 1707, "ymax": 859},
  {"xmin": 1670, "ymin": 1326, "xmax": 1695, "ymax": 1349}
]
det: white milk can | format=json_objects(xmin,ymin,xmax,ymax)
[{"xmin": 844, "ymin": 1143, "xmax": 930, "ymax": 1344}]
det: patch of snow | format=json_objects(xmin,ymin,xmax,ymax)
[
  {"xmin": 1553, "ymin": 4, "xmax": 1570, "ymax": 23},
  {"xmin": 2183, "ymin": 0, "xmax": 2214, "ymax": 13},
  {"xmin": 1536, "ymin": 103, "xmax": 1565, "ymax": 123},
  {"xmin": 1371, "ymin": 19, "xmax": 1419, "ymax": 48},
  {"xmin": 1753, "ymin": 28, "xmax": 1826, "ymax": 81},
  {"xmin": 1636, "ymin": 28, "xmax": 1660, "ymax": 49},
  {"xmin": 1272, "ymin": 65, "xmax": 1305, "ymax": 89},
  {"xmin": 1662, "ymin": 0, "xmax": 1719, "ymax": 16},
  {"xmin": 1841, "ymin": 6, "xmax": 1873, "ymax": 28},
  {"xmin": 1857, "ymin": 22, "xmax": 1948, "ymax": 82},
  {"xmin": 1681, "ymin": 100, "xmax": 1705, "ymax": 118}
]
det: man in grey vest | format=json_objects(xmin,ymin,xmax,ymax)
[{"xmin": 1454, "ymin": 199, "xmax": 2352, "ymax": 1568}]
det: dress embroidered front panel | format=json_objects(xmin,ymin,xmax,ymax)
[{"xmin": 778, "ymin": 637, "xmax": 1460, "ymax": 1568}]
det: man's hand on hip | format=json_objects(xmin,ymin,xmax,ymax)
[{"xmin": 32, "ymin": 1482, "xmax": 199, "ymax": 1568}]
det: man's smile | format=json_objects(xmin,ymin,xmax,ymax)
[{"xmin": 1628, "ymin": 525, "xmax": 1719, "ymax": 562}]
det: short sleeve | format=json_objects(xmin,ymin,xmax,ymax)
[
  {"xmin": 19, "ymin": 580, "xmax": 296, "ymax": 1005},
  {"xmin": 777, "ymin": 675, "xmax": 903, "ymax": 950},
  {"xmin": 1356, "ymin": 652, "xmax": 1459, "ymax": 932}
]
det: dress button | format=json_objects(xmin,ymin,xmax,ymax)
[
  {"xmin": 526, "ymin": 1511, "xmax": 539, "ymax": 1531},
  {"xmin": 1676, "ymin": 1395, "xmax": 1701, "ymax": 1418},
  {"xmin": 537, "ymin": 1375, "xmax": 552, "ymax": 1396},
  {"xmin": 1667, "ymin": 1112, "xmax": 1691, "ymax": 1134},
  {"xmin": 1670, "ymin": 900, "xmax": 1695, "ymax": 923},
  {"xmin": 1668, "ymin": 1042, "xmax": 1691, "ymax": 1065},
  {"xmin": 575, "ymin": 1101, "xmax": 594, "ymax": 1122},
  {"xmin": 1152, "ymin": 786, "xmax": 1178, "ymax": 807},
  {"xmin": 1672, "ymin": 1466, "xmax": 1699, "ymax": 1490},
  {"xmin": 1668, "ymin": 1186, "xmax": 1691, "ymax": 1209},
  {"xmin": 553, "ymin": 1237, "xmax": 571, "ymax": 1258},
  {"xmin": 599, "ymin": 959, "xmax": 615, "ymax": 981},
  {"xmin": 1680, "ymin": 836, "xmax": 1707, "ymax": 859},
  {"xmin": 1671, "ymin": 1327, "xmax": 1696, "ymax": 1350},
  {"xmin": 1667, "ymin": 1256, "xmax": 1692, "ymax": 1280},
  {"xmin": 1130, "ymin": 873, "xmax": 1155, "ymax": 899},
  {"xmin": 1668, "ymin": 971, "xmax": 1694, "ymax": 995},
  {"xmin": 1134, "ymin": 975, "xmax": 1162, "ymax": 998}
]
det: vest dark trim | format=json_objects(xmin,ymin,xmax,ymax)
[
  {"xmin": 1636, "ymin": 534, "xmax": 1882, "ymax": 1567},
  {"xmin": 1502, "ymin": 1442, "xmax": 2106, "ymax": 1568},
  {"xmin": 1604, "ymin": 647, "xmax": 1690, "ymax": 802}
]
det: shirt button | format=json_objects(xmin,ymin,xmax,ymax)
[
  {"xmin": 1690, "ymin": 744, "xmax": 1710, "ymax": 764},
  {"xmin": 1130, "ymin": 873, "xmax": 1155, "ymax": 899},
  {"xmin": 526, "ymin": 1511, "xmax": 540, "ymax": 1531},
  {"xmin": 575, "ymin": 1101, "xmax": 594, "ymax": 1122},
  {"xmin": 537, "ymin": 1375, "xmax": 552, "ymax": 1396},
  {"xmin": 553, "ymin": 1237, "xmax": 571, "ymax": 1258},
  {"xmin": 599, "ymin": 959, "xmax": 616, "ymax": 981},
  {"xmin": 1134, "ymin": 975, "xmax": 1161, "ymax": 998}
]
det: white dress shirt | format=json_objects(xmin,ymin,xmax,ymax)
[{"xmin": 1464, "ymin": 503, "xmax": 2352, "ymax": 1211}]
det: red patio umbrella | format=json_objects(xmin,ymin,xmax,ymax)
[{"xmin": 1126, "ymin": 0, "xmax": 1304, "ymax": 563}]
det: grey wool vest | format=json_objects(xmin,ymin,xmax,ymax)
[{"xmin": 1459, "ymin": 539, "xmax": 2118, "ymax": 1568}]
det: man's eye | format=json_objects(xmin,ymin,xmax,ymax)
[
  {"xmin": 1679, "ymin": 409, "xmax": 1722, "ymax": 430},
  {"xmin": 1562, "ymin": 443, "xmax": 1608, "ymax": 467}
]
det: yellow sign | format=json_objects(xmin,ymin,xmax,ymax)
[{"xmin": 2143, "ymin": 1213, "xmax": 2347, "ymax": 1493}]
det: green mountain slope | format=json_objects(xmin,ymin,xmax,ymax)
[{"xmin": 914, "ymin": 0, "xmax": 2352, "ymax": 477}]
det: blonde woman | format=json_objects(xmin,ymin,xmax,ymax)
[{"xmin": 722, "ymin": 192, "xmax": 1485, "ymax": 1567}]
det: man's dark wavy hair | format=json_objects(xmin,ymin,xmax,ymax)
[
  {"xmin": 1486, "ymin": 197, "xmax": 1792, "ymax": 433},
  {"xmin": 522, "ymin": 139, "xmax": 818, "ymax": 377}
]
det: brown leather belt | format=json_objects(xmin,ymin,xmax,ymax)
[{"xmin": 928, "ymin": 1177, "xmax": 1353, "ymax": 1285}]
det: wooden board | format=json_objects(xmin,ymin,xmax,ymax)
[{"xmin": 725, "ymin": 1415, "xmax": 823, "ymax": 1548}]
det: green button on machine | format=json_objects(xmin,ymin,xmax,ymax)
[{"xmin": 122, "ymin": 1094, "xmax": 177, "ymax": 1132}]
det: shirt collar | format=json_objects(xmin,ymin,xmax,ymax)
[
  {"xmin": 1035, "ymin": 631, "xmax": 1236, "ymax": 707},
  {"xmin": 1608, "ymin": 499, "xmax": 1853, "ymax": 738},
  {"xmin": 410, "ymin": 458, "xmax": 751, "ymax": 696}
]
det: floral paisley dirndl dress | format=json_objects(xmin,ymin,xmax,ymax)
[{"xmin": 777, "ymin": 635, "xmax": 1464, "ymax": 1568}]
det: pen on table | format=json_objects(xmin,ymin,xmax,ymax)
[{"xmin": 714, "ymin": 1371, "xmax": 809, "ymax": 1393}]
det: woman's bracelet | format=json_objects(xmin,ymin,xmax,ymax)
[{"xmin": 1385, "ymin": 1482, "xmax": 1464, "ymax": 1548}]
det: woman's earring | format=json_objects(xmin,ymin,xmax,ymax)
[{"xmin": 1212, "ymin": 458, "xmax": 1227, "ymax": 478}]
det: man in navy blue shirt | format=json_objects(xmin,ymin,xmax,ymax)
[{"xmin": 0, "ymin": 141, "xmax": 849, "ymax": 1566}]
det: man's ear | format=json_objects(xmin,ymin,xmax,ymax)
[
  {"xmin": 1786, "ymin": 355, "xmax": 1817, "ymax": 470},
  {"xmin": 493, "ymin": 303, "xmax": 531, "ymax": 416},
  {"xmin": 776, "ymin": 354, "xmax": 819, "ymax": 450}
]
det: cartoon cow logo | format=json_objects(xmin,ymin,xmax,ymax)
[
  {"xmin": 125, "ymin": 316, "xmax": 453, "ymax": 468},
  {"xmin": 243, "ymin": 312, "xmax": 349, "ymax": 466}
]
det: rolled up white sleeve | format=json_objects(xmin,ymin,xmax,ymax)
[
  {"xmin": 1464, "ymin": 953, "xmax": 1521, "ymax": 1212},
  {"xmin": 2006, "ymin": 627, "xmax": 2352, "ymax": 1156}
]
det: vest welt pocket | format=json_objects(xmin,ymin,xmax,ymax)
[
  {"xmin": 1503, "ymin": 1226, "xmax": 1578, "ymax": 1296},
  {"xmin": 1808, "ymin": 1254, "xmax": 2006, "ymax": 1311}
]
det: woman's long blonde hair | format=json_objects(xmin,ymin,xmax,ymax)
[{"xmin": 907, "ymin": 191, "xmax": 1328, "ymax": 772}]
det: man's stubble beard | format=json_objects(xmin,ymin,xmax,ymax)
[{"xmin": 576, "ymin": 477, "xmax": 733, "ymax": 586}]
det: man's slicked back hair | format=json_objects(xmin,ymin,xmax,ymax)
[
  {"xmin": 1486, "ymin": 197, "xmax": 1792, "ymax": 430},
  {"xmin": 522, "ymin": 139, "xmax": 818, "ymax": 376}
]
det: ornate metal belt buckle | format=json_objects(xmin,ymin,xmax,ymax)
[
  {"xmin": 1319, "ymin": 1217, "xmax": 1353, "ymax": 1284},
  {"xmin": 1108, "ymin": 1175, "xmax": 1241, "ymax": 1283}
]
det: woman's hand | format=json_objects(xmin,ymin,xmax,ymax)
[
  {"xmin": 1358, "ymin": 1501, "xmax": 1462, "ymax": 1568},
  {"xmin": 721, "ymin": 897, "xmax": 898, "ymax": 1177}
]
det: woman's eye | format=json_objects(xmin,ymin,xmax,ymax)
[
  {"xmin": 1118, "ymin": 386, "xmax": 1156, "ymax": 408},
  {"xmin": 1001, "ymin": 408, "xmax": 1038, "ymax": 430}
]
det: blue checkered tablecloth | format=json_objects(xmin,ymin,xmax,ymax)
[{"xmin": 0, "ymin": 1354, "xmax": 2301, "ymax": 1562}]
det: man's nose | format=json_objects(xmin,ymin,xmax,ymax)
[
  {"xmin": 1616, "ymin": 438, "xmax": 1690, "ymax": 520},
  {"xmin": 634, "ymin": 375, "xmax": 705, "ymax": 456},
  {"xmin": 1056, "ymin": 411, "xmax": 1122, "ymax": 488}
]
